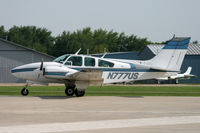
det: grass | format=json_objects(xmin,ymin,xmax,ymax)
[{"xmin": 0, "ymin": 85, "xmax": 200, "ymax": 96}]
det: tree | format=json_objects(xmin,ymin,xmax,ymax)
[
  {"xmin": 0, "ymin": 26, "xmax": 7, "ymax": 39},
  {"xmin": 7, "ymin": 26, "xmax": 54, "ymax": 53},
  {"xmin": 192, "ymin": 40, "xmax": 199, "ymax": 44},
  {"xmin": 1, "ymin": 25, "xmax": 152, "ymax": 57}
]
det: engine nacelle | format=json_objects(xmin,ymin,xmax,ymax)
[{"xmin": 43, "ymin": 66, "xmax": 78, "ymax": 79}]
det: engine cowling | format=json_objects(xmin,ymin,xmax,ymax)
[{"xmin": 43, "ymin": 66, "xmax": 78, "ymax": 79}]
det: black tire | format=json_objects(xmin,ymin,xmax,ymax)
[
  {"xmin": 75, "ymin": 89, "xmax": 85, "ymax": 97},
  {"xmin": 21, "ymin": 88, "xmax": 29, "ymax": 96},
  {"xmin": 65, "ymin": 87, "xmax": 75, "ymax": 96}
]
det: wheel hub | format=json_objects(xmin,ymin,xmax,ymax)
[{"xmin": 67, "ymin": 89, "xmax": 73, "ymax": 94}]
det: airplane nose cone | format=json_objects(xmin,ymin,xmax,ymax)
[
  {"xmin": 11, "ymin": 67, "xmax": 18, "ymax": 77},
  {"xmin": 11, "ymin": 66, "xmax": 22, "ymax": 78},
  {"xmin": 11, "ymin": 68, "xmax": 16, "ymax": 73}
]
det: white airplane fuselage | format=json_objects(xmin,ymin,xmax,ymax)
[{"xmin": 11, "ymin": 57, "xmax": 176, "ymax": 84}]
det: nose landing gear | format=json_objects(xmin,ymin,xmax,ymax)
[
  {"xmin": 21, "ymin": 87, "xmax": 29, "ymax": 96},
  {"xmin": 21, "ymin": 83, "xmax": 30, "ymax": 96}
]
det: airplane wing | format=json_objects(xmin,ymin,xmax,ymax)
[
  {"xmin": 43, "ymin": 66, "xmax": 104, "ymax": 86},
  {"xmin": 66, "ymin": 68, "xmax": 104, "ymax": 85}
]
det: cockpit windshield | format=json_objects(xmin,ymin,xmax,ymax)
[{"xmin": 53, "ymin": 54, "xmax": 70, "ymax": 64}]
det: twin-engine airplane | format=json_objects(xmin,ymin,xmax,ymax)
[{"xmin": 11, "ymin": 37, "xmax": 191, "ymax": 97}]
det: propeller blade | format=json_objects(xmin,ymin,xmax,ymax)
[{"xmin": 40, "ymin": 60, "xmax": 43, "ymax": 71}]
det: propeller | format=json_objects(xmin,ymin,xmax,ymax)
[
  {"xmin": 38, "ymin": 59, "xmax": 44, "ymax": 78},
  {"xmin": 40, "ymin": 60, "xmax": 43, "ymax": 71}
]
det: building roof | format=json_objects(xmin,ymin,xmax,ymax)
[
  {"xmin": 0, "ymin": 38, "xmax": 55, "ymax": 58},
  {"xmin": 147, "ymin": 43, "xmax": 200, "ymax": 55},
  {"xmin": 169, "ymin": 37, "xmax": 191, "ymax": 42}
]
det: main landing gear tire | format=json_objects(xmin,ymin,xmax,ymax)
[
  {"xmin": 75, "ymin": 89, "xmax": 85, "ymax": 97},
  {"xmin": 21, "ymin": 88, "xmax": 29, "ymax": 96},
  {"xmin": 65, "ymin": 87, "xmax": 75, "ymax": 96}
]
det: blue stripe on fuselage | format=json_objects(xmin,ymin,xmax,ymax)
[
  {"xmin": 11, "ymin": 68, "xmax": 38, "ymax": 73},
  {"xmin": 70, "ymin": 67, "xmax": 146, "ymax": 72},
  {"xmin": 69, "ymin": 67, "xmax": 178, "ymax": 72},
  {"xmin": 44, "ymin": 72, "xmax": 67, "ymax": 76},
  {"xmin": 11, "ymin": 67, "xmax": 179, "ymax": 74}
]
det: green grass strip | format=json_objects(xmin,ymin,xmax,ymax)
[{"xmin": 0, "ymin": 85, "xmax": 200, "ymax": 96}]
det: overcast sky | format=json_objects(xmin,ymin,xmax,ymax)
[{"xmin": 0, "ymin": 0, "xmax": 200, "ymax": 42}]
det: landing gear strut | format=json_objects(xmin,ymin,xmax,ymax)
[{"xmin": 21, "ymin": 84, "xmax": 29, "ymax": 96}]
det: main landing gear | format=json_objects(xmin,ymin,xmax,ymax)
[
  {"xmin": 74, "ymin": 89, "xmax": 85, "ymax": 97},
  {"xmin": 65, "ymin": 85, "xmax": 85, "ymax": 97},
  {"xmin": 65, "ymin": 85, "xmax": 75, "ymax": 96}
]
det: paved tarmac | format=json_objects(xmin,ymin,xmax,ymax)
[{"xmin": 0, "ymin": 96, "xmax": 200, "ymax": 133}]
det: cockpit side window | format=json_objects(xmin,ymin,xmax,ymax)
[
  {"xmin": 84, "ymin": 57, "xmax": 95, "ymax": 66},
  {"xmin": 98, "ymin": 59, "xmax": 114, "ymax": 67},
  {"xmin": 65, "ymin": 56, "xmax": 82, "ymax": 66},
  {"xmin": 53, "ymin": 54, "xmax": 69, "ymax": 64}
]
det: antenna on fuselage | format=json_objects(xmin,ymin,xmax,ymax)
[
  {"xmin": 101, "ymin": 52, "xmax": 107, "ymax": 58},
  {"xmin": 75, "ymin": 48, "xmax": 81, "ymax": 55}
]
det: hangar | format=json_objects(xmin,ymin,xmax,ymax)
[{"xmin": 0, "ymin": 38, "xmax": 55, "ymax": 83}]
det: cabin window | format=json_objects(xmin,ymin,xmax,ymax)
[
  {"xmin": 98, "ymin": 59, "xmax": 114, "ymax": 67},
  {"xmin": 53, "ymin": 54, "xmax": 70, "ymax": 64},
  {"xmin": 84, "ymin": 57, "xmax": 95, "ymax": 66},
  {"xmin": 65, "ymin": 56, "xmax": 82, "ymax": 66}
]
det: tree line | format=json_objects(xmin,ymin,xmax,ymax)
[{"xmin": 0, "ymin": 25, "xmax": 152, "ymax": 57}]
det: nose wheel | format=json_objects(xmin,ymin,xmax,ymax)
[
  {"xmin": 21, "ymin": 83, "xmax": 31, "ymax": 96},
  {"xmin": 21, "ymin": 87, "xmax": 29, "ymax": 96}
]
